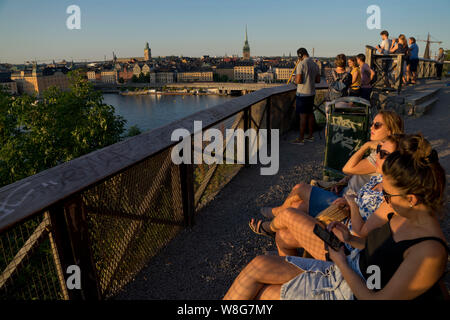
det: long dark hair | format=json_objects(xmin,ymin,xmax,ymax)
[{"xmin": 382, "ymin": 134, "xmax": 446, "ymax": 216}]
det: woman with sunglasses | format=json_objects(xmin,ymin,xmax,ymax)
[
  {"xmin": 264, "ymin": 135, "xmax": 401, "ymax": 256},
  {"xmin": 252, "ymin": 110, "xmax": 403, "ymax": 235},
  {"xmin": 225, "ymin": 135, "xmax": 448, "ymax": 300}
]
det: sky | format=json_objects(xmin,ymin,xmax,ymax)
[{"xmin": 0, "ymin": 0, "xmax": 449, "ymax": 64}]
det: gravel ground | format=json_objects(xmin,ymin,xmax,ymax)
[{"xmin": 116, "ymin": 79, "xmax": 450, "ymax": 300}]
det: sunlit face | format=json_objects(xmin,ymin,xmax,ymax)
[
  {"xmin": 375, "ymin": 140, "xmax": 397, "ymax": 174},
  {"xmin": 381, "ymin": 175, "xmax": 412, "ymax": 216},
  {"xmin": 348, "ymin": 60, "xmax": 355, "ymax": 68},
  {"xmin": 370, "ymin": 114, "xmax": 391, "ymax": 141}
]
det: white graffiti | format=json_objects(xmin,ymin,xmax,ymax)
[
  {"xmin": 0, "ymin": 180, "xmax": 58, "ymax": 221},
  {"xmin": 331, "ymin": 116, "xmax": 363, "ymax": 133}
]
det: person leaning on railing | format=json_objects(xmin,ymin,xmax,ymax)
[{"xmin": 225, "ymin": 135, "xmax": 448, "ymax": 300}]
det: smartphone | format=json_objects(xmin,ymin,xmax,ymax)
[{"xmin": 313, "ymin": 224, "xmax": 343, "ymax": 251}]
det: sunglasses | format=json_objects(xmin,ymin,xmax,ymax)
[
  {"xmin": 371, "ymin": 122, "xmax": 383, "ymax": 130},
  {"xmin": 376, "ymin": 144, "xmax": 391, "ymax": 160},
  {"xmin": 382, "ymin": 188, "xmax": 405, "ymax": 204}
]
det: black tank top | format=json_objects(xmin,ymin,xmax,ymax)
[{"xmin": 358, "ymin": 213, "xmax": 449, "ymax": 300}]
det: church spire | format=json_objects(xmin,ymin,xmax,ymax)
[{"xmin": 243, "ymin": 25, "xmax": 250, "ymax": 60}]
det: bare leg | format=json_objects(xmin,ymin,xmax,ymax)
[
  {"xmin": 271, "ymin": 208, "xmax": 327, "ymax": 260},
  {"xmin": 272, "ymin": 183, "xmax": 312, "ymax": 216},
  {"xmin": 223, "ymin": 255, "xmax": 303, "ymax": 300},
  {"xmin": 256, "ymin": 284, "xmax": 283, "ymax": 300},
  {"xmin": 299, "ymin": 114, "xmax": 307, "ymax": 141},
  {"xmin": 307, "ymin": 113, "xmax": 315, "ymax": 138}
]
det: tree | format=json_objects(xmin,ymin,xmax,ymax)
[{"xmin": 0, "ymin": 70, "xmax": 126, "ymax": 188}]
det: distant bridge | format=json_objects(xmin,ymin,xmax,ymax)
[{"xmin": 94, "ymin": 80, "xmax": 329, "ymax": 94}]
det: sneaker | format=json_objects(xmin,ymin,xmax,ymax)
[
  {"xmin": 305, "ymin": 136, "xmax": 314, "ymax": 143},
  {"xmin": 290, "ymin": 138, "xmax": 304, "ymax": 145}
]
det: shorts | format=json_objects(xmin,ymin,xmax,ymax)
[
  {"xmin": 280, "ymin": 250, "xmax": 364, "ymax": 300},
  {"xmin": 308, "ymin": 186, "xmax": 342, "ymax": 217},
  {"xmin": 296, "ymin": 95, "xmax": 315, "ymax": 115},
  {"xmin": 409, "ymin": 59, "xmax": 419, "ymax": 72}
]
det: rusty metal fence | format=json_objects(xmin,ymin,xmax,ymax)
[{"xmin": 0, "ymin": 85, "xmax": 300, "ymax": 299}]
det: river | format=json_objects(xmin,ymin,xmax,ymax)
[{"xmin": 102, "ymin": 94, "xmax": 233, "ymax": 132}]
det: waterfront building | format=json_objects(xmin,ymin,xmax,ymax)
[
  {"xmin": 243, "ymin": 25, "xmax": 251, "ymax": 60},
  {"xmin": 11, "ymin": 64, "xmax": 70, "ymax": 95},
  {"xmin": 215, "ymin": 63, "xmax": 235, "ymax": 81},
  {"xmin": 100, "ymin": 69, "xmax": 117, "ymax": 84},
  {"xmin": 156, "ymin": 70, "xmax": 174, "ymax": 84},
  {"xmin": 274, "ymin": 64, "xmax": 295, "ymax": 82},
  {"xmin": 234, "ymin": 62, "xmax": 254, "ymax": 82},
  {"xmin": 87, "ymin": 69, "xmax": 99, "ymax": 82},
  {"xmin": 133, "ymin": 62, "xmax": 151, "ymax": 77},
  {"xmin": 177, "ymin": 69, "xmax": 213, "ymax": 82},
  {"xmin": 117, "ymin": 64, "xmax": 134, "ymax": 83}
]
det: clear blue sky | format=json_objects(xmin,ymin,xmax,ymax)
[{"xmin": 0, "ymin": 0, "xmax": 449, "ymax": 63}]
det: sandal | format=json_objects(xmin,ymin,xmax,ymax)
[
  {"xmin": 249, "ymin": 219, "xmax": 275, "ymax": 239},
  {"xmin": 260, "ymin": 207, "xmax": 275, "ymax": 219}
]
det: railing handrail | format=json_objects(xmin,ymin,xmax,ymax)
[{"xmin": 0, "ymin": 84, "xmax": 301, "ymax": 233}]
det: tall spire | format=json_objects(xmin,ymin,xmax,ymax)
[
  {"xmin": 245, "ymin": 24, "xmax": 248, "ymax": 43},
  {"xmin": 243, "ymin": 25, "xmax": 250, "ymax": 60}
]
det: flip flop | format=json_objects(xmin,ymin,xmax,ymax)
[
  {"xmin": 260, "ymin": 207, "xmax": 275, "ymax": 219},
  {"xmin": 249, "ymin": 219, "xmax": 275, "ymax": 239}
]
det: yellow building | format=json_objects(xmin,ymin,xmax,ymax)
[
  {"xmin": 177, "ymin": 70, "xmax": 213, "ymax": 82},
  {"xmin": 274, "ymin": 67, "xmax": 295, "ymax": 82},
  {"xmin": 234, "ymin": 64, "xmax": 254, "ymax": 82},
  {"xmin": 100, "ymin": 70, "xmax": 117, "ymax": 84},
  {"xmin": 11, "ymin": 68, "xmax": 70, "ymax": 96}
]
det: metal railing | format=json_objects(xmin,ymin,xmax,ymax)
[
  {"xmin": 365, "ymin": 46, "xmax": 439, "ymax": 93},
  {"xmin": 0, "ymin": 84, "xmax": 301, "ymax": 300}
]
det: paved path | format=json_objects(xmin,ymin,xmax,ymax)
[{"xmin": 116, "ymin": 79, "xmax": 450, "ymax": 300}]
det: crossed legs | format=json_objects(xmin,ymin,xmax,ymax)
[
  {"xmin": 225, "ymin": 208, "xmax": 329, "ymax": 300},
  {"xmin": 271, "ymin": 183, "xmax": 312, "ymax": 216},
  {"xmin": 271, "ymin": 208, "xmax": 327, "ymax": 260}
]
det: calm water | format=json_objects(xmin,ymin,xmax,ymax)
[{"xmin": 102, "ymin": 94, "xmax": 233, "ymax": 132}]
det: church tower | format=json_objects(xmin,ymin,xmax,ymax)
[
  {"xmin": 243, "ymin": 25, "xmax": 250, "ymax": 60},
  {"xmin": 144, "ymin": 42, "xmax": 152, "ymax": 61}
]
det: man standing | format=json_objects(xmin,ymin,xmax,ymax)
[
  {"xmin": 291, "ymin": 48, "xmax": 320, "ymax": 145},
  {"xmin": 376, "ymin": 30, "xmax": 392, "ymax": 88},
  {"xmin": 357, "ymin": 54, "xmax": 375, "ymax": 102},
  {"xmin": 436, "ymin": 48, "xmax": 445, "ymax": 80},
  {"xmin": 408, "ymin": 37, "xmax": 419, "ymax": 84}
]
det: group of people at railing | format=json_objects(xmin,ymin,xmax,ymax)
[
  {"xmin": 224, "ymin": 108, "xmax": 449, "ymax": 300},
  {"xmin": 376, "ymin": 30, "xmax": 446, "ymax": 84}
]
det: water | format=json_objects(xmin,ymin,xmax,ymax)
[{"xmin": 102, "ymin": 94, "xmax": 233, "ymax": 132}]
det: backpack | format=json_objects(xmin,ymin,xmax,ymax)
[{"xmin": 328, "ymin": 70, "xmax": 352, "ymax": 101}]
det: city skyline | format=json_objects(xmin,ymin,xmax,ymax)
[{"xmin": 1, "ymin": 0, "xmax": 449, "ymax": 64}]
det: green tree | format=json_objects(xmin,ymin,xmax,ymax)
[{"xmin": 0, "ymin": 70, "xmax": 126, "ymax": 188}]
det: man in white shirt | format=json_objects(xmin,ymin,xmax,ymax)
[
  {"xmin": 292, "ymin": 48, "xmax": 321, "ymax": 145},
  {"xmin": 376, "ymin": 30, "xmax": 393, "ymax": 88},
  {"xmin": 376, "ymin": 30, "xmax": 392, "ymax": 55}
]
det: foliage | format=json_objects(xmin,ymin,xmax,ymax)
[
  {"xmin": 126, "ymin": 125, "xmax": 142, "ymax": 137},
  {"xmin": 0, "ymin": 70, "xmax": 126, "ymax": 188}
]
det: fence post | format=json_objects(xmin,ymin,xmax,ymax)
[
  {"xmin": 180, "ymin": 140, "xmax": 195, "ymax": 227},
  {"xmin": 48, "ymin": 196, "xmax": 101, "ymax": 300},
  {"xmin": 243, "ymin": 107, "xmax": 250, "ymax": 166},
  {"xmin": 266, "ymin": 97, "xmax": 272, "ymax": 150}
]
